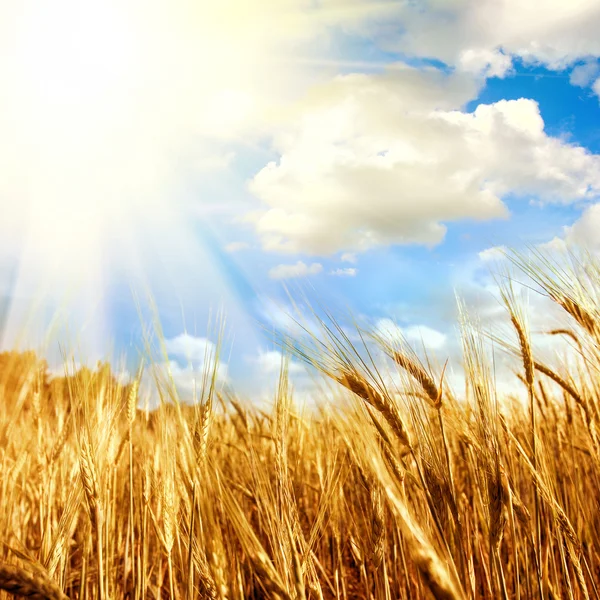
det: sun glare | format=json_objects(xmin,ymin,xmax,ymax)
[
  {"xmin": 7, "ymin": 3, "xmax": 142, "ymax": 171},
  {"xmin": 0, "ymin": 1, "xmax": 160, "ymax": 351},
  {"xmin": 5, "ymin": 2, "xmax": 147, "ymax": 264},
  {"xmin": 0, "ymin": 0, "xmax": 304, "ymax": 351},
  {"xmin": 16, "ymin": 1, "xmax": 137, "ymax": 111}
]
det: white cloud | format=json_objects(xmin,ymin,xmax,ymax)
[
  {"xmin": 375, "ymin": 319, "xmax": 448, "ymax": 351},
  {"xmin": 533, "ymin": 203, "xmax": 600, "ymax": 254},
  {"xmin": 268, "ymin": 261, "xmax": 323, "ymax": 280},
  {"xmin": 456, "ymin": 249, "xmax": 584, "ymax": 344},
  {"xmin": 249, "ymin": 67, "xmax": 600, "ymax": 256},
  {"xmin": 570, "ymin": 60, "xmax": 600, "ymax": 88},
  {"xmin": 538, "ymin": 236, "xmax": 568, "ymax": 253},
  {"xmin": 458, "ymin": 48, "xmax": 513, "ymax": 78},
  {"xmin": 140, "ymin": 332, "xmax": 229, "ymax": 405},
  {"xmin": 341, "ymin": 252, "xmax": 357, "ymax": 263},
  {"xmin": 225, "ymin": 241, "xmax": 250, "ymax": 253},
  {"xmin": 479, "ymin": 246, "xmax": 508, "ymax": 262},
  {"xmin": 251, "ymin": 349, "xmax": 306, "ymax": 375},
  {"xmin": 365, "ymin": 0, "xmax": 600, "ymax": 76},
  {"xmin": 165, "ymin": 333, "xmax": 218, "ymax": 366},
  {"xmin": 565, "ymin": 203, "xmax": 600, "ymax": 251},
  {"xmin": 594, "ymin": 78, "xmax": 600, "ymax": 100},
  {"xmin": 441, "ymin": 255, "xmax": 590, "ymax": 405},
  {"xmin": 330, "ymin": 268, "xmax": 357, "ymax": 277},
  {"xmin": 145, "ymin": 359, "xmax": 228, "ymax": 406}
]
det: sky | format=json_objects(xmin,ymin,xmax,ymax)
[{"xmin": 1, "ymin": 0, "xmax": 600, "ymax": 404}]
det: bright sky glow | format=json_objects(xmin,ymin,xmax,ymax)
[{"xmin": 1, "ymin": 0, "xmax": 599, "ymax": 399}]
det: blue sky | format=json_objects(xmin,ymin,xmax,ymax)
[{"xmin": 1, "ymin": 0, "xmax": 600, "ymax": 401}]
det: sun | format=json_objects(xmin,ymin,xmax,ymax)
[
  {"xmin": 4, "ymin": 0, "xmax": 147, "ymax": 234},
  {"xmin": 1, "ymin": 0, "xmax": 151, "ymax": 271},
  {"xmin": 0, "ymin": 0, "xmax": 284, "ymax": 351},
  {"xmin": 13, "ymin": 0, "xmax": 138, "ymax": 116},
  {"xmin": 0, "ymin": 1, "xmax": 155, "ymax": 348}
]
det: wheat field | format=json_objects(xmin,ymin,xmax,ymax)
[{"xmin": 1, "ymin": 249, "xmax": 600, "ymax": 599}]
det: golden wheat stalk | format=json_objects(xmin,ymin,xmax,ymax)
[
  {"xmin": 381, "ymin": 482, "xmax": 465, "ymax": 600},
  {"xmin": 0, "ymin": 563, "xmax": 69, "ymax": 600},
  {"xmin": 392, "ymin": 352, "xmax": 444, "ymax": 409},
  {"xmin": 337, "ymin": 370, "xmax": 411, "ymax": 448}
]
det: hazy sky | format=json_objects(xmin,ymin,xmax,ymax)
[{"xmin": 1, "ymin": 0, "xmax": 600, "ymax": 401}]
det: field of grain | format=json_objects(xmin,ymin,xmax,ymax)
[{"xmin": 1, "ymin": 249, "xmax": 600, "ymax": 600}]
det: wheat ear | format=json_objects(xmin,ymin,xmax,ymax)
[
  {"xmin": 337, "ymin": 370, "xmax": 411, "ymax": 448},
  {"xmin": 0, "ymin": 563, "xmax": 69, "ymax": 600},
  {"xmin": 392, "ymin": 352, "xmax": 443, "ymax": 409}
]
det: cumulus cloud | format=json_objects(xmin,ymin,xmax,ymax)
[
  {"xmin": 147, "ymin": 359, "xmax": 228, "ymax": 405},
  {"xmin": 241, "ymin": 349, "xmax": 330, "ymax": 410},
  {"xmin": 441, "ymin": 253, "xmax": 592, "ymax": 404},
  {"xmin": 375, "ymin": 319, "xmax": 448, "ymax": 351},
  {"xmin": 330, "ymin": 268, "xmax": 357, "ymax": 277},
  {"xmin": 268, "ymin": 261, "xmax": 323, "ymax": 280},
  {"xmin": 138, "ymin": 333, "xmax": 229, "ymax": 405},
  {"xmin": 164, "ymin": 333, "xmax": 224, "ymax": 370},
  {"xmin": 479, "ymin": 246, "xmax": 508, "ymax": 262},
  {"xmin": 165, "ymin": 333, "xmax": 212, "ymax": 363},
  {"xmin": 570, "ymin": 60, "xmax": 600, "ymax": 88},
  {"xmin": 252, "ymin": 349, "xmax": 306, "ymax": 375},
  {"xmin": 538, "ymin": 236, "xmax": 568, "ymax": 253},
  {"xmin": 249, "ymin": 67, "xmax": 600, "ymax": 255},
  {"xmin": 565, "ymin": 203, "xmax": 600, "ymax": 251},
  {"xmin": 458, "ymin": 48, "xmax": 513, "ymax": 78},
  {"xmin": 363, "ymin": 0, "xmax": 600, "ymax": 76},
  {"xmin": 341, "ymin": 253, "xmax": 357, "ymax": 263},
  {"xmin": 456, "ymin": 245, "xmax": 587, "ymax": 347},
  {"xmin": 531, "ymin": 203, "xmax": 600, "ymax": 253}
]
